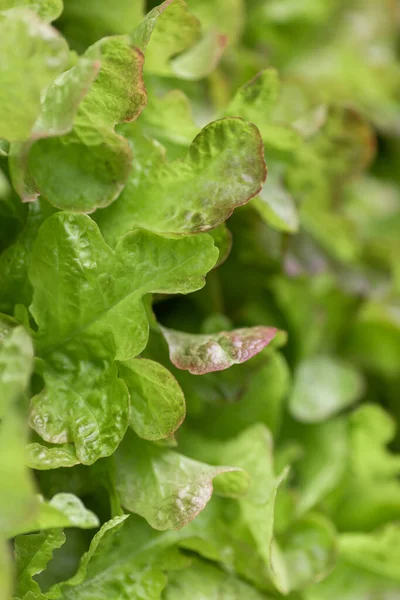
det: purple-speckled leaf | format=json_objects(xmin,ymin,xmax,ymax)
[{"xmin": 160, "ymin": 325, "xmax": 277, "ymax": 375}]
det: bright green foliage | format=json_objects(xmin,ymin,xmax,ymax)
[
  {"xmin": 177, "ymin": 424, "xmax": 289, "ymax": 591},
  {"xmin": 14, "ymin": 528, "xmax": 65, "ymax": 598},
  {"xmin": 164, "ymin": 558, "xmax": 270, "ymax": 599},
  {"xmin": 0, "ymin": 0, "xmax": 63, "ymax": 22},
  {"xmin": 118, "ymin": 358, "xmax": 186, "ymax": 440},
  {"xmin": 279, "ymin": 513, "xmax": 337, "ymax": 591},
  {"xmin": 47, "ymin": 515, "xmax": 191, "ymax": 599},
  {"xmin": 26, "ymin": 441, "xmax": 79, "ymax": 470},
  {"xmin": 10, "ymin": 54, "xmax": 100, "ymax": 204},
  {"xmin": 0, "ymin": 319, "xmax": 36, "ymax": 540},
  {"xmin": 0, "ymin": 0, "xmax": 399, "ymax": 598},
  {"xmin": 0, "ymin": 8, "xmax": 68, "ymax": 142},
  {"xmin": 0, "ymin": 316, "xmax": 33, "ymax": 417},
  {"xmin": 96, "ymin": 119, "xmax": 266, "ymax": 241},
  {"xmin": 0, "ymin": 543, "xmax": 12, "ymax": 600},
  {"xmin": 115, "ymin": 430, "xmax": 248, "ymax": 530},
  {"xmin": 21, "ymin": 37, "xmax": 146, "ymax": 211},
  {"xmin": 0, "ymin": 413, "xmax": 37, "ymax": 539},
  {"xmin": 28, "ymin": 212, "xmax": 217, "ymax": 464}
]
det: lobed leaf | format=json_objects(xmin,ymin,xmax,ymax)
[
  {"xmin": 28, "ymin": 213, "xmax": 217, "ymax": 463},
  {"xmin": 96, "ymin": 119, "xmax": 266, "ymax": 242}
]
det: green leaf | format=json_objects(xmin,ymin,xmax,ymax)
[
  {"xmin": 349, "ymin": 404, "xmax": 400, "ymax": 481},
  {"xmin": 160, "ymin": 325, "xmax": 277, "ymax": 374},
  {"xmin": 295, "ymin": 417, "xmax": 349, "ymax": 515},
  {"xmin": 0, "ymin": 543, "xmax": 12, "ymax": 600},
  {"xmin": 171, "ymin": 497, "xmax": 274, "ymax": 591},
  {"xmin": 23, "ymin": 34, "xmax": 147, "ymax": 212},
  {"xmin": 170, "ymin": 30, "xmax": 227, "ymax": 81},
  {"xmin": 279, "ymin": 513, "xmax": 337, "ymax": 591},
  {"xmin": 138, "ymin": 88, "xmax": 199, "ymax": 150},
  {"xmin": 164, "ymin": 558, "xmax": 271, "ymax": 600},
  {"xmin": 30, "ymin": 213, "xmax": 218, "ymax": 362},
  {"xmin": 12, "ymin": 493, "xmax": 99, "ymax": 536},
  {"xmin": 254, "ymin": 168, "xmax": 299, "ymax": 233},
  {"xmin": 0, "ymin": 168, "xmax": 10, "ymax": 201},
  {"xmin": 0, "ymin": 200, "xmax": 55, "ymax": 314},
  {"xmin": 289, "ymin": 356, "xmax": 364, "ymax": 422},
  {"xmin": 48, "ymin": 514, "xmax": 190, "ymax": 600},
  {"xmin": 193, "ymin": 350, "xmax": 290, "ymax": 439},
  {"xmin": 28, "ymin": 212, "xmax": 217, "ymax": 463},
  {"xmin": 96, "ymin": 119, "xmax": 266, "ymax": 242},
  {"xmin": 0, "ymin": 413, "xmax": 38, "ymax": 538},
  {"xmin": 225, "ymin": 69, "xmax": 302, "ymax": 151},
  {"xmin": 26, "ymin": 441, "xmax": 79, "ymax": 470},
  {"xmin": 0, "ymin": 8, "xmax": 68, "ymax": 142},
  {"xmin": 339, "ymin": 524, "xmax": 400, "ymax": 583},
  {"xmin": 209, "ymin": 224, "xmax": 232, "ymax": 267},
  {"xmin": 185, "ymin": 0, "xmax": 245, "ymax": 47},
  {"xmin": 0, "ymin": 318, "xmax": 36, "ymax": 538},
  {"xmin": 118, "ymin": 358, "xmax": 186, "ymax": 440},
  {"xmin": 10, "ymin": 53, "xmax": 100, "ymax": 203},
  {"xmin": 14, "ymin": 528, "xmax": 65, "ymax": 598},
  {"xmin": 345, "ymin": 300, "xmax": 400, "ymax": 379},
  {"xmin": 30, "ymin": 361, "xmax": 130, "ymax": 466},
  {"xmin": 332, "ymin": 404, "xmax": 400, "ymax": 531},
  {"xmin": 133, "ymin": 0, "xmax": 200, "ymax": 77},
  {"xmin": 0, "ymin": 315, "xmax": 34, "ymax": 417},
  {"xmin": 115, "ymin": 430, "xmax": 247, "ymax": 530},
  {"xmin": 0, "ymin": 0, "xmax": 63, "ymax": 22},
  {"xmin": 177, "ymin": 424, "xmax": 289, "ymax": 593},
  {"xmin": 305, "ymin": 525, "xmax": 400, "ymax": 600}
]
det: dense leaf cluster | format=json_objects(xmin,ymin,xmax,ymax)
[{"xmin": 1, "ymin": 0, "xmax": 400, "ymax": 598}]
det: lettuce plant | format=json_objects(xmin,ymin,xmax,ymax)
[{"xmin": 1, "ymin": 0, "xmax": 400, "ymax": 598}]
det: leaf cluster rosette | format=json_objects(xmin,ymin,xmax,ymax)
[{"xmin": 0, "ymin": 0, "xmax": 400, "ymax": 598}]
